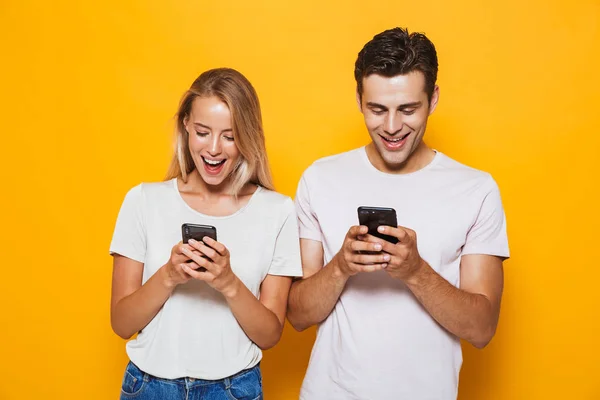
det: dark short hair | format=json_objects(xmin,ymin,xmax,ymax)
[{"xmin": 354, "ymin": 27, "xmax": 438, "ymax": 101}]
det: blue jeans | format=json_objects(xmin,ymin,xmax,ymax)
[{"xmin": 120, "ymin": 361, "xmax": 263, "ymax": 400}]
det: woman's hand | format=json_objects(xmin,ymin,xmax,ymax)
[
  {"xmin": 180, "ymin": 237, "xmax": 241, "ymax": 298},
  {"xmin": 161, "ymin": 242, "xmax": 202, "ymax": 289}
]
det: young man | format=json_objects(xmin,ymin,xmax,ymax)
[{"xmin": 288, "ymin": 27, "xmax": 509, "ymax": 399}]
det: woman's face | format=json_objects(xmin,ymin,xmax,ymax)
[{"xmin": 184, "ymin": 96, "xmax": 241, "ymax": 188}]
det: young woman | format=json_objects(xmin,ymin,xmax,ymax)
[{"xmin": 110, "ymin": 68, "xmax": 302, "ymax": 399}]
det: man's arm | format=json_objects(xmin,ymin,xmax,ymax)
[
  {"xmin": 287, "ymin": 227, "xmax": 389, "ymax": 331},
  {"xmin": 407, "ymin": 254, "xmax": 503, "ymax": 348},
  {"xmin": 286, "ymin": 239, "xmax": 346, "ymax": 332},
  {"xmin": 376, "ymin": 225, "xmax": 504, "ymax": 348}
]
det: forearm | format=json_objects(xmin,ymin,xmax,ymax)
[
  {"xmin": 287, "ymin": 254, "xmax": 348, "ymax": 331},
  {"xmin": 405, "ymin": 261, "xmax": 498, "ymax": 348},
  {"xmin": 223, "ymin": 278, "xmax": 283, "ymax": 350},
  {"xmin": 111, "ymin": 266, "xmax": 173, "ymax": 339}
]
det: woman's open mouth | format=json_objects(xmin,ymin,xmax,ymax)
[{"xmin": 202, "ymin": 156, "xmax": 226, "ymax": 175}]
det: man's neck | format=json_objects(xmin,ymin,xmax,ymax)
[{"xmin": 365, "ymin": 141, "xmax": 436, "ymax": 174}]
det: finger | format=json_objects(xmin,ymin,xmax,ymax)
[
  {"xmin": 362, "ymin": 234, "xmax": 385, "ymax": 244},
  {"xmin": 383, "ymin": 251, "xmax": 410, "ymax": 269},
  {"xmin": 380, "ymin": 237, "xmax": 409, "ymax": 255},
  {"xmin": 181, "ymin": 263, "xmax": 214, "ymax": 280},
  {"xmin": 185, "ymin": 261, "xmax": 208, "ymax": 272},
  {"xmin": 350, "ymin": 240, "xmax": 382, "ymax": 253},
  {"xmin": 196, "ymin": 241, "xmax": 219, "ymax": 261},
  {"xmin": 348, "ymin": 225, "xmax": 368, "ymax": 239},
  {"xmin": 178, "ymin": 263, "xmax": 193, "ymax": 277},
  {"xmin": 181, "ymin": 247, "xmax": 216, "ymax": 272},
  {"xmin": 201, "ymin": 237, "xmax": 227, "ymax": 256},
  {"xmin": 187, "ymin": 239, "xmax": 205, "ymax": 251},
  {"xmin": 186, "ymin": 240, "xmax": 215, "ymax": 260},
  {"xmin": 174, "ymin": 242, "xmax": 189, "ymax": 255},
  {"xmin": 175, "ymin": 248, "xmax": 202, "ymax": 261},
  {"xmin": 377, "ymin": 225, "xmax": 409, "ymax": 243},
  {"xmin": 403, "ymin": 227, "xmax": 417, "ymax": 238},
  {"xmin": 361, "ymin": 263, "xmax": 388, "ymax": 273},
  {"xmin": 351, "ymin": 252, "xmax": 390, "ymax": 265}
]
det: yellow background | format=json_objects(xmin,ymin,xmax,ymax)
[{"xmin": 1, "ymin": 0, "xmax": 599, "ymax": 399}]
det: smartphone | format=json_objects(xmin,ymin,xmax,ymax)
[
  {"xmin": 181, "ymin": 223, "xmax": 218, "ymax": 268},
  {"xmin": 181, "ymin": 223, "xmax": 217, "ymax": 244},
  {"xmin": 357, "ymin": 206, "xmax": 398, "ymax": 244}
]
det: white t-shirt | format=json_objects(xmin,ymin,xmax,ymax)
[
  {"xmin": 295, "ymin": 147, "xmax": 509, "ymax": 400},
  {"xmin": 109, "ymin": 178, "xmax": 303, "ymax": 380}
]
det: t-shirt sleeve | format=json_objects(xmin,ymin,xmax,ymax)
[
  {"xmin": 267, "ymin": 198, "xmax": 303, "ymax": 277},
  {"xmin": 294, "ymin": 172, "xmax": 323, "ymax": 242},
  {"xmin": 462, "ymin": 177, "xmax": 510, "ymax": 259},
  {"xmin": 109, "ymin": 184, "xmax": 147, "ymax": 263}
]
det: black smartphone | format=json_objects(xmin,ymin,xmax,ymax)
[
  {"xmin": 181, "ymin": 223, "xmax": 217, "ymax": 244},
  {"xmin": 357, "ymin": 206, "xmax": 398, "ymax": 244},
  {"xmin": 181, "ymin": 224, "xmax": 218, "ymax": 268}
]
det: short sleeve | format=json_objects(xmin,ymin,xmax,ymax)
[
  {"xmin": 294, "ymin": 173, "xmax": 322, "ymax": 242},
  {"xmin": 109, "ymin": 184, "xmax": 147, "ymax": 263},
  {"xmin": 267, "ymin": 198, "xmax": 303, "ymax": 277},
  {"xmin": 462, "ymin": 178, "xmax": 510, "ymax": 260}
]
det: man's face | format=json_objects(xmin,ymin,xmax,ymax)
[{"xmin": 358, "ymin": 71, "xmax": 439, "ymax": 171}]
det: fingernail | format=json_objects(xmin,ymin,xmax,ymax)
[
  {"xmin": 374, "ymin": 244, "xmax": 382, "ymax": 251},
  {"xmin": 378, "ymin": 226, "xmax": 385, "ymax": 232},
  {"xmin": 384, "ymin": 254, "xmax": 390, "ymax": 261},
  {"xmin": 382, "ymin": 263, "xmax": 388, "ymax": 268},
  {"xmin": 182, "ymin": 247, "xmax": 189, "ymax": 253},
  {"xmin": 188, "ymin": 238, "xmax": 197, "ymax": 244}
]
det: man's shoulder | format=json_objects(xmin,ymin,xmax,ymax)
[{"xmin": 435, "ymin": 152, "xmax": 498, "ymax": 190}]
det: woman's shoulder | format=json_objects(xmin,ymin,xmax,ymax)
[
  {"xmin": 121, "ymin": 179, "xmax": 176, "ymax": 202},
  {"xmin": 253, "ymin": 187, "xmax": 294, "ymax": 211}
]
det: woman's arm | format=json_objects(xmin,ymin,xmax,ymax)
[
  {"xmin": 111, "ymin": 243, "xmax": 195, "ymax": 339},
  {"xmin": 181, "ymin": 238, "xmax": 292, "ymax": 350}
]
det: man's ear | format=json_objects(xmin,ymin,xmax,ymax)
[{"xmin": 428, "ymin": 85, "xmax": 440, "ymax": 115}]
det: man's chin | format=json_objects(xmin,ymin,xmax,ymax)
[{"xmin": 377, "ymin": 147, "xmax": 409, "ymax": 166}]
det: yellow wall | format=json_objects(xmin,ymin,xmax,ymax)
[{"xmin": 1, "ymin": 0, "xmax": 599, "ymax": 398}]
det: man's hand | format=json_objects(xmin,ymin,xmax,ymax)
[
  {"xmin": 334, "ymin": 225, "xmax": 391, "ymax": 278},
  {"xmin": 367, "ymin": 225, "xmax": 426, "ymax": 282}
]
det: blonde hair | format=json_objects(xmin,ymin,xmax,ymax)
[{"xmin": 166, "ymin": 68, "xmax": 274, "ymax": 195}]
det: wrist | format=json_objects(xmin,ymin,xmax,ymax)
[
  {"xmin": 405, "ymin": 258, "xmax": 430, "ymax": 287},
  {"xmin": 222, "ymin": 275, "xmax": 242, "ymax": 299},
  {"xmin": 159, "ymin": 264, "xmax": 177, "ymax": 291},
  {"xmin": 331, "ymin": 253, "xmax": 351, "ymax": 281}
]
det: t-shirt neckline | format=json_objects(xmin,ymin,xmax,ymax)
[
  {"xmin": 360, "ymin": 146, "xmax": 442, "ymax": 178},
  {"xmin": 171, "ymin": 178, "xmax": 263, "ymax": 219}
]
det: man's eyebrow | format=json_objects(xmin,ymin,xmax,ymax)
[{"xmin": 366, "ymin": 102, "xmax": 388, "ymax": 109}]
